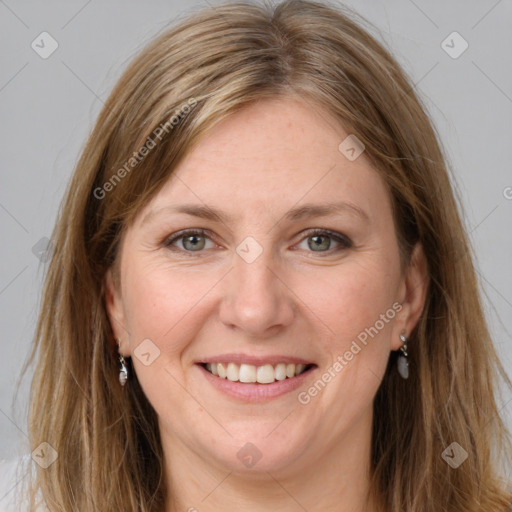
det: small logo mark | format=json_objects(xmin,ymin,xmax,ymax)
[
  {"xmin": 503, "ymin": 186, "xmax": 512, "ymax": 200},
  {"xmin": 31, "ymin": 32, "xmax": 59, "ymax": 59},
  {"xmin": 133, "ymin": 338, "xmax": 161, "ymax": 366},
  {"xmin": 236, "ymin": 236, "xmax": 263, "ymax": 264},
  {"xmin": 338, "ymin": 134, "xmax": 365, "ymax": 161},
  {"xmin": 441, "ymin": 32, "xmax": 468, "ymax": 59},
  {"xmin": 32, "ymin": 442, "xmax": 58, "ymax": 469},
  {"xmin": 31, "ymin": 237, "xmax": 53, "ymax": 262},
  {"xmin": 441, "ymin": 442, "xmax": 468, "ymax": 468},
  {"xmin": 237, "ymin": 442, "xmax": 262, "ymax": 468}
]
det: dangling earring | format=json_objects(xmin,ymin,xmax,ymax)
[
  {"xmin": 119, "ymin": 354, "xmax": 128, "ymax": 386},
  {"xmin": 397, "ymin": 333, "xmax": 409, "ymax": 379},
  {"xmin": 117, "ymin": 340, "xmax": 128, "ymax": 386}
]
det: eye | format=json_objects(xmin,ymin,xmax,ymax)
[
  {"xmin": 164, "ymin": 229, "xmax": 216, "ymax": 253},
  {"xmin": 296, "ymin": 229, "xmax": 352, "ymax": 254}
]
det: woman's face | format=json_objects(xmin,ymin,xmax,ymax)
[{"xmin": 105, "ymin": 96, "xmax": 426, "ymax": 476}]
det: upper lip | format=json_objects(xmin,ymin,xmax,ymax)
[{"xmin": 196, "ymin": 353, "xmax": 315, "ymax": 367}]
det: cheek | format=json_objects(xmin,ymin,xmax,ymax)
[
  {"xmin": 121, "ymin": 259, "xmax": 222, "ymax": 353},
  {"xmin": 299, "ymin": 254, "xmax": 401, "ymax": 366},
  {"xmin": 290, "ymin": 257, "xmax": 401, "ymax": 439},
  {"xmin": 119, "ymin": 260, "xmax": 211, "ymax": 411}
]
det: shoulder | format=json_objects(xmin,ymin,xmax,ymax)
[{"xmin": 0, "ymin": 456, "xmax": 46, "ymax": 512}]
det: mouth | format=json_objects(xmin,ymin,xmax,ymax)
[
  {"xmin": 195, "ymin": 358, "xmax": 318, "ymax": 402},
  {"xmin": 200, "ymin": 361, "xmax": 315, "ymax": 384}
]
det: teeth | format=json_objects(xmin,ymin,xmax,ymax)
[
  {"xmin": 239, "ymin": 363, "xmax": 256, "ymax": 383},
  {"xmin": 226, "ymin": 362, "xmax": 239, "ymax": 381},
  {"xmin": 204, "ymin": 362, "xmax": 310, "ymax": 383},
  {"xmin": 275, "ymin": 363, "xmax": 287, "ymax": 381},
  {"xmin": 217, "ymin": 363, "xmax": 227, "ymax": 379},
  {"xmin": 296, "ymin": 364, "xmax": 306, "ymax": 375},
  {"xmin": 257, "ymin": 364, "xmax": 275, "ymax": 384}
]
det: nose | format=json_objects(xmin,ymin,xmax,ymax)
[{"xmin": 218, "ymin": 243, "xmax": 295, "ymax": 338}]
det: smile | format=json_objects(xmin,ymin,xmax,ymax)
[
  {"xmin": 196, "ymin": 358, "xmax": 317, "ymax": 402},
  {"xmin": 203, "ymin": 362, "xmax": 313, "ymax": 384}
]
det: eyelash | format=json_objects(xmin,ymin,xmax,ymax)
[{"xmin": 162, "ymin": 228, "xmax": 352, "ymax": 256}]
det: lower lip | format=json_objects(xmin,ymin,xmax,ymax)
[{"xmin": 196, "ymin": 364, "xmax": 317, "ymax": 403}]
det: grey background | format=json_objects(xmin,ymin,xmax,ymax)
[{"xmin": 1, "ymin": 0, "xmax": 511, "ymax": 461}]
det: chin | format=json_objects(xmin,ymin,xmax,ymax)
[{"xmin": 207, "ymin": 423, "xmax": 310, "ymax": 475}]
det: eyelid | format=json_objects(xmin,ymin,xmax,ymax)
[{"xmin": 162, "ymin": 227, "xmax": 352, "ymax": 254}]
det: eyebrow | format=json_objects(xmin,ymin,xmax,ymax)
[{"xmin": 142, "ymin": 201, "xmax": 369, "ymax": 227}]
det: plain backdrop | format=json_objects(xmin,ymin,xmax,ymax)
[{"xmin": 1, "ymin": 0, "xmax": 511, "ymax": 462}]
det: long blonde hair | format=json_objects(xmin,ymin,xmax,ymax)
[{"xmin": 22, "ymin": 1, "xmax": 512, "ymax": 510}]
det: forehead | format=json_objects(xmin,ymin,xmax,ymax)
[{"xmin": 134, "ymin": 96, "xmax": 391, "ymax": 229}]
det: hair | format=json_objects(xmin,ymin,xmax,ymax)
[{"xmin": 21, "ymin": 0, "xmax": 511, "ymax": 510}]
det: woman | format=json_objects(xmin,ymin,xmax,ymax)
[{"xmin": 2, "ymin": 0, "xmax": 511, "ymax": 510}]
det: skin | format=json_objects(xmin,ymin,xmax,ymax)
[{"xmin": 105, "ymin": 96, "xmax": 428, "ymax": 512}]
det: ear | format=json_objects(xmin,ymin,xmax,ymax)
[
  {"xmin": 391, "ymin": 242, "xmax": 429, "ymax": 350},
  {"xmin": 104, "ymin": 267, "xmax": 129, "ymax": 356}
]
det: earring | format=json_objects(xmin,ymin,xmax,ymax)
[
  {"xmin": 397, "ymin": 333, "xmax": 409, "ymax": 379},
  {"xmin": 119, "ymin": 354, "xmax": 128, "ymax": 386},
  {"xmin": 117, "ymin": 339, "xmax": 128, "ymax": 386}
]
